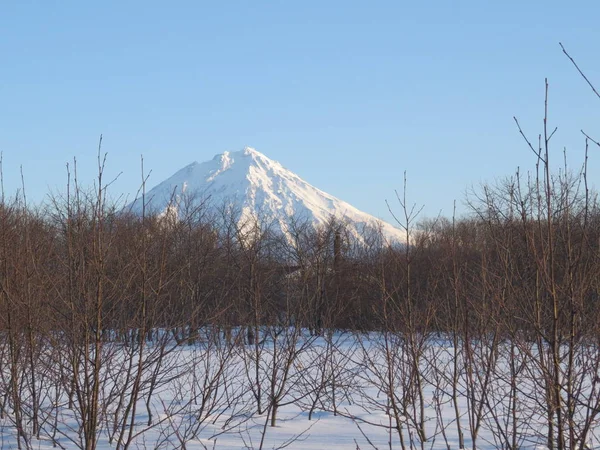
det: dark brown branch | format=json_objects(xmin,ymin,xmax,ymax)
[
  {"xmin": 514, "ymin": 116, "xmax": 544, "ymax": 162},
  {"xmin": 560, "ymin": 42, "xmax": 600, "ymax": 100},
  {"xmin": 581, "ymin": 130, "xmax": 600, "ymax": 148}
]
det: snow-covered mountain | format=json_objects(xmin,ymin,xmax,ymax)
[{"xmin": 129, "ymin": 147, "xmax": 404, "ymax": 244}]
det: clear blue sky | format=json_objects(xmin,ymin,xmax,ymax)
[{"xmin": 1, "ymin": 1, "xmax": 599, "ymax": 223}]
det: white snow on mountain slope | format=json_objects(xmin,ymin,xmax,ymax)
[{"xmin": 129, "ymin": 147, "xmax": 404, "ymax": 244}]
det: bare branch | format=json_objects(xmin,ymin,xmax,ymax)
[{"xmin": 560, "ymin": 42, "xmax": 600, "ymax": 100}]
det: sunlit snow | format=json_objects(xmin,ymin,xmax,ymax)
[{"xmin": 129, "ymin": 147, "xmax": 405, "ymax": 244}]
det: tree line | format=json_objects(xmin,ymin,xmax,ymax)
[{"xmin": 2, "ymin": 97, "xmax": 600, "ymax": 448}]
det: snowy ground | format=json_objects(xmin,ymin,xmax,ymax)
[{"xmin": 1, "ymin": 330, "xmax": 598, "ymax": 449}]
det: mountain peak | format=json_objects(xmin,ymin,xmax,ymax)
[
  {"xmin": 129, "ymin": 147, "xmax": 404, "ymax": 244},
  {"xmin": 236, "ymin": 147, "xmax": 277, "ymax": 167},
  {"xmin": 242, "ymin": 146, "xmax": 259, "ymax": 156},
  {"xmin": 213, "ymin": 147, "xmax": 264, "ymax": 158},
  {"xmin": 211, "ymin": 147, "xmax": 275, "ymax": 168}
]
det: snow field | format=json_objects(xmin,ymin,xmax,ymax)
[{"xmin": 1, "ymin": 329, "xmax": 598, "ymax": 449}]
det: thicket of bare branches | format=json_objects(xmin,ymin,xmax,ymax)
[
  {"xmin": 2, "ymin": 47, "xmax": 600, "ymax": 449},
  {"xmin": 1, "ymin": 130, "xmax": 599, "ymax": 449}
]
